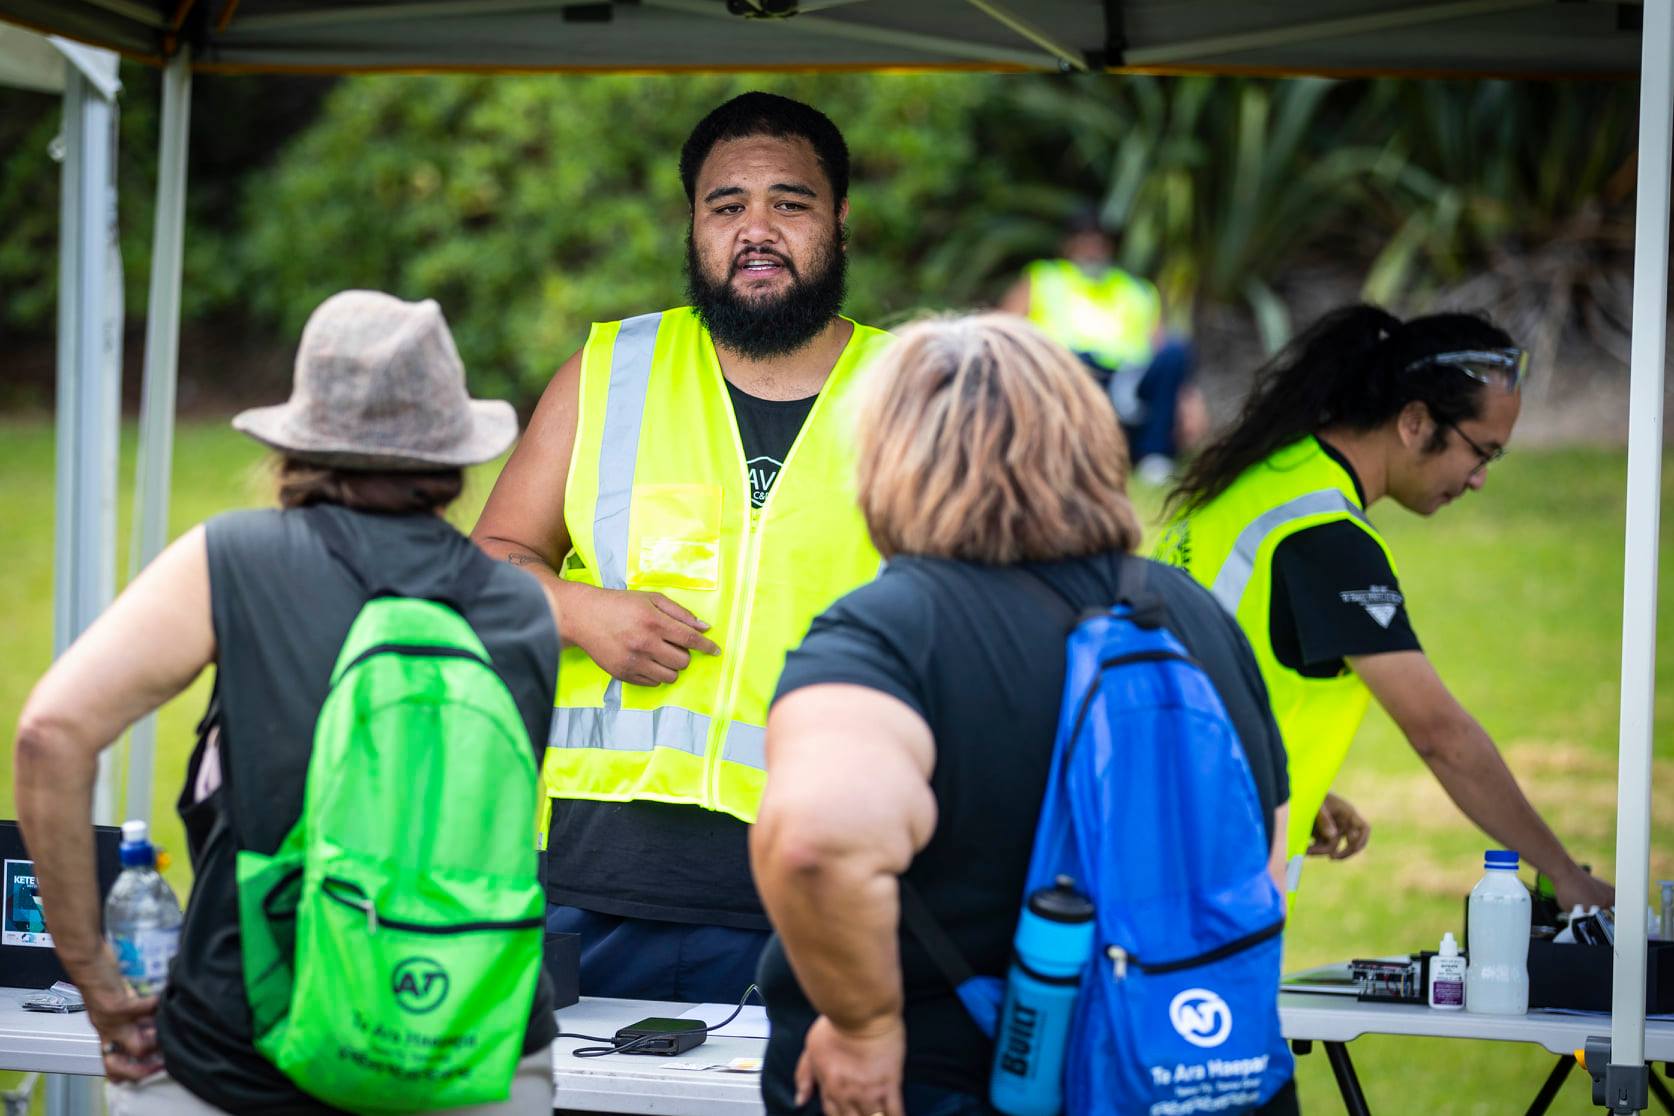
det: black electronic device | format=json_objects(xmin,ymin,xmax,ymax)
[
  {"xmin": 543, "ymin": 931, "xmax": 580, "ymax": 1010},
  {"xmin": 0, "ymin": 821, "xmax": 124, "ymax": 987},
  {"xmin": 612, "ymin": 1016, "xmax": 708, "ymax": 1056}
]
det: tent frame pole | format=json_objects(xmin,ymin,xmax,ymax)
[
  {"xmin": 1606, "ymin": 0, "xmax": 1673, "ymax": 1111},
  {"xmin": 124, "ymin": 46, "xmax": 192, "ymax": 826},
  {"xmin": 55, "ymin": 57, "xmax": 122, "ymax": 832}
]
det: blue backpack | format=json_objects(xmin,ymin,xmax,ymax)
[{"xmin": 902, "ymin": 559, "xmax": 1292, "ymax": 1114}]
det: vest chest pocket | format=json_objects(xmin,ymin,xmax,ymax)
[{"xmin": 628, "ymin": 483, "xmax": 723, "ymax": 591}]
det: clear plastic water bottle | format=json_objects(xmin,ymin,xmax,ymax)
[
  {"xmin": 104, "ymin": 820, "xmax": 182, "ymax": 996},
  {"xmin": 1465, "ymin": 849, "xmax": 1529, "ymax": 1016},
  {"xmin": 989, "ymin": 876, "xmax": 1095, "ymax": 1116}
]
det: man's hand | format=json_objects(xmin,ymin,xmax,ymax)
[
  {"xmin": 794, "ymin": 1014, "xmax": 907, "ymax": 1116},
  {"xmin": 1554, "ymin": 869, "xmax": 1615, "ymax": 912},
  {"xmin": 82, "ymin": 954, "xmax": 162, "ymax": 1082},
  {"xmin": 566, "ymin": 583, "xmax": 720, "ymax": 686},
  {"xmin": 1308, "ymin": 792, "xmax": 1370, "ymax": 859}
]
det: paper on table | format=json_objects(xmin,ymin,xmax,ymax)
[{"xmin": 676, "ymin": 1003, "xmax": 770, "ymax": 1038}]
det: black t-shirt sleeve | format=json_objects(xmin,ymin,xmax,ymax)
[
  {"xmin": 1269, "ymin": 520, "xmax": 1421, "ymax": 677},
  {"xmin": 774, "ymin": 573, "xmax": 933, "ymax": 724}
]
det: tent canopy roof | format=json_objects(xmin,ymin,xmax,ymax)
[{"xmin": 0, "ymin": 0, "xmax": 1646, "ymax": 78}]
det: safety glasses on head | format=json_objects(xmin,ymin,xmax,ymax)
[{"xmin": 1403, "ymin": 347, "xmax": 1529, "ymax": 392}]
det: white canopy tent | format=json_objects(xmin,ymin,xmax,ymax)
[{"xmin": 0, "ymin": 2, "xmax": 1664, "ymax": 1110}]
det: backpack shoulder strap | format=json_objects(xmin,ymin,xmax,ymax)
[
  {"xmin": 898, "ymin": 879, "xmax": 977, "ymax": 991},
  {"xmin": 1113, "ymin": 554, "xmax": 1168, "ymax": 630}
]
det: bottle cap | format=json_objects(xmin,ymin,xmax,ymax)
[
  {"xmin": 118, "ymin": 819, "xmax": 155, "ymax": 868},
  {"xmin": 1484, "ymin": 850, "xmax": 1519, "ymax": 869},
  {"xmin": 1027, "ymin": 877, "xmax": 1095, "ymax": 924},
  {"xmin": 1439, "ymin": 931, "xmax": 1459, "ymax": 957}
]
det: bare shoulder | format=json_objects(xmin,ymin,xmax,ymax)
[{"xmin": 472, "ymin": 348, "xmax": 585, "ymax": 558}]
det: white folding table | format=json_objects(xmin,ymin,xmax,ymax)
[{"xmin": 1279, "ymin": 991, "xmax": 1674, "ymax": 1116}]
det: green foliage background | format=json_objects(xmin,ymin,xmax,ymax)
[{"xmin": 0, "ymin": 71, "xmax": 1639, "ymax": 408}]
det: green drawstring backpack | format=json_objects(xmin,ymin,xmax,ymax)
[{"xmin": 237, "ymin": 510, "xmax": 544, "ymax": 1112}]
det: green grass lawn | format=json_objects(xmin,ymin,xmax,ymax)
[{"xmin": 2, "ymin": 416, "xmax": 1671, "ymax": 1113}]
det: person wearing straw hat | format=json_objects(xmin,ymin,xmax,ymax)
[
  {"xmin": 474, "ymin": 92, "xmax": 892, "ymax": 1004},
  {"xmin": 15, "ymin": 290, "xmax": 561, "ymax": 1114}
]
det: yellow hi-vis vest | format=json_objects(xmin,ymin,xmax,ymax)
[
  {"xmin": 1155, "ymin": 436, "xmax": 1400, "ymax": 864},
  {"xmin": 1025, "ymin": 259, "xmax": 1161, "ymax": 371},
  {"xmin": 539, "ymin": 307, "xmax": 891, "ymax": 840}
]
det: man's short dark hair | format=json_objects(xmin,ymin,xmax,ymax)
[{"xmin": 679, "ymin": 92, "xmax": 850, "ymax": 205}]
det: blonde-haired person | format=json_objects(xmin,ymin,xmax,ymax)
[{"xmin": 749, "ymin": 314, "xmax": 1295, "ymax": 1116}]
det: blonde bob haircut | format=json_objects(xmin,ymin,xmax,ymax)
[{"xmin": 854, "ymin": 313, "xmax": 1143, "ymax": 565}]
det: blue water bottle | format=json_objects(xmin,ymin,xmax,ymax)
[{"xmin": 988, "ymin": 875, "xmax": 1096, "ymax": 1116}]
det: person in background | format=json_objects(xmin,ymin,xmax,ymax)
[
  {"xmin": 13, "ymin": 291, "xmax": 559, "ymax": 1114},
  {"xmin": 1157, "ymin": 304, "xmax": 1615, "ymax": 910},
  {"xmin": 750, "ymin": 314, "xmax": 1295, "ymax": 1116},
  {"xmin": 472, "ymin": 92, "xmax": 892, "ymax": 1003},
  {"xmin": 999, "ymin": 207, "xmax": 1208, "ymax": 484}
]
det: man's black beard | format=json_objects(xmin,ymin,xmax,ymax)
[{"xmin": 685, "ymin": 228, "xmax": 847, "ymax": 360}]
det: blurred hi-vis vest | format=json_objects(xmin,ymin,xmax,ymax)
[
  {"xmin": 539, "ymin": 308, "xmax": 891, "ymax": 842},
  {"xmin": 1155, "ymin": 436, "xmax": 1400, "ymax": 864},
  {"xmin": 1025, "ymin": 259, "xmax": 1161, "ymax": 371}
]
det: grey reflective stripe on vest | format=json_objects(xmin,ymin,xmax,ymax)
[
  {"xmin": 592, "ymin": 311, "xmax": 662, "ymax": 591},
  {"xmin": 1209, "ymin": 488, "xmax": 1369, "ymax": 613},
  {"xmin": 547, "ymin": 707, "xmax": 769, "ymax": 773},
  {"xmin": 720, "ymin": 722, "xmax": 766, "ymax": 770},
  {"xmin": 548, "ymin": 705, "xmax": 710, "ymax": 757}
]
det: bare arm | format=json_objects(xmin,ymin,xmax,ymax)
[
  {"xmin": 15, "ymin": 526, "xmax": 216, "ymax": 1079},
  {"xmin": 472, "ymin": 348, "xmax": 718, "ymax": 685},
  {"xmin": 472, "ymin": 349, "xmax": 585, "ymax": 636},
  {"xmin": 997, "ymin": 276, "xmax": 1032, "ymax": 317},
  {"xmin": 1268, "ymin": 803, "xmax": 1289, "ymax": 892},
  {"xmin": 1351, "ymin": 650, "xmax": 1614, "ymax": 909},
  {"xmin": 752, "ymin": 684, "xmax": 937, "ymax": 1116}
]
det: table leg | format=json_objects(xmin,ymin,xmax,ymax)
[
  {"xmin": 1648, "ymin": 1065, "xmax": 1674, "ymax": 1114},
  {"xmin": 40, "ymin": 1074, "xmax": 97, "ymax": 1116},
  {"xmin": 1524, "ymin": 1055, "xmax": 1575, "ymax": 1116},
  {"xmin": 1324, "ymin": 1042, "xmax": 1372, "ymax": 1116}
]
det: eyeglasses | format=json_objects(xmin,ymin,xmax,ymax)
[
  {"xmin": 1447, "ymin": 421, "xmax": 1506, "ymax": 473},
  {"xmin": 1404, "ymin": 348, "xmax": 1529, "ymax": 392}
]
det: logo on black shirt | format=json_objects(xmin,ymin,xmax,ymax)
[
  {"xmin": 1338, "ymin": 585, "xmax": 1403, "ymax": 629},
  {"xmin": 747, "ymin": 455, "xmax": 783, "ymax": 508}
]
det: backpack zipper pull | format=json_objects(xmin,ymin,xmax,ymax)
[
  {"xmin": 1107, "ymin": 945, "xmax": 1128, "ymax": 980},
  {"xmin": 364, "ymin": 898, "xmax": 378, "ymax": 935}
]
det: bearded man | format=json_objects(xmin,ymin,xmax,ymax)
[{"xmin": 474, "ymin": 92, "xmax": 892, "ymax": 1002}]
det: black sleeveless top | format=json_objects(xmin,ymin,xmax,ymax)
[{"xmin": 157, "ymin": 505, "xmax": 559, "ymax": 1114}]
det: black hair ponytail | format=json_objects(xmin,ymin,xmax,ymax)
[{"xmin": 1165, "ymin": 304, "xmax": 1515, "ymax": 516}]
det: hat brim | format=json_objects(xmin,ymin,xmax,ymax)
[{"xmin": 231, "ymin": 398, "xmax": 519, "ymax": 471}]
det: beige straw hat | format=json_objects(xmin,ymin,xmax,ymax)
[{"xmin": 232, "ymin": 290, "xmax": 517, "ymax": 470}]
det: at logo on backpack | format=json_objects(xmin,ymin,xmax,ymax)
[
  {"xmin": 1169, "ymin": 989, "xmax": 1232, "ymax": 1048},
  {"xmin": 391, "ymin": 957, "xmax": 450, "ymax": 1014}
]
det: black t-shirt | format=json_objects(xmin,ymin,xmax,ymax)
[
  {"xmin": 756, "ymin": 553, "xmax": 1289, "ymax": 1107},
  {"xmin": 726, "ymin": 380, "xmax": 818, "ymax": 508},
  {"xmin": 158, "ymin": 506, "xmax": 559, "ymax": 1114},
  {"xmin": 1268, "ymin": 442, "xmax": 1421, "ymax": 677},
  {"xmin": 543, "ymin": 380, "xmax": 817, "ymax": 930}
]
